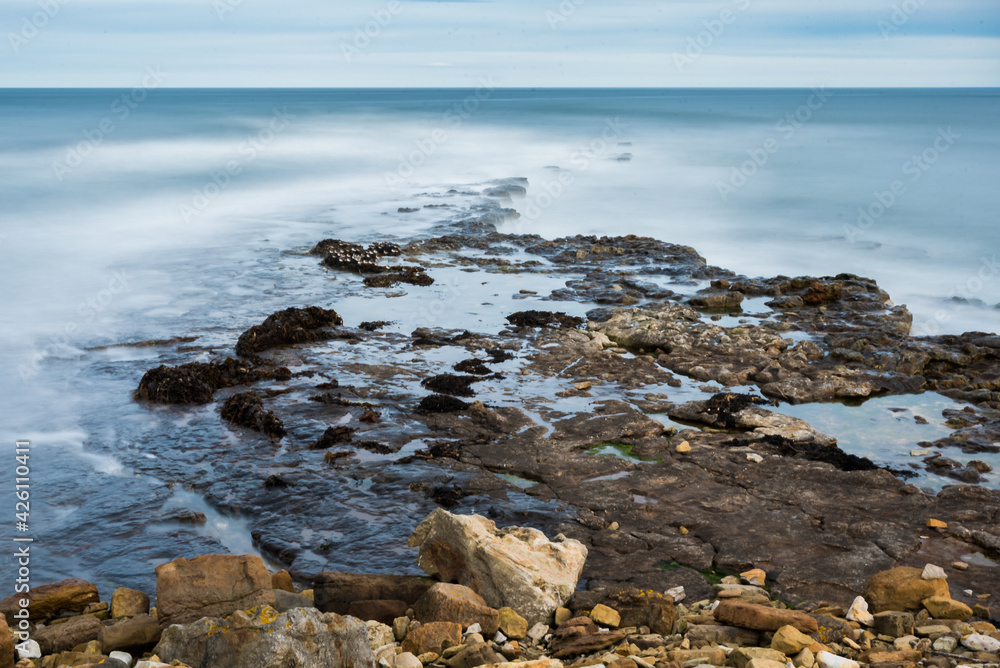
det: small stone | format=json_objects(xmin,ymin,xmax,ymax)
[
  {"xmin": 922, "ymin": 596, "xmax": 972, "ymax": 620},
  {"xmin": 666, "ymin": 586, "xmax": 685, "ymax": 603},
  {"xmin": 679, "ymin": 527, "xmax": 689, "ymax": 535},
  {"xmin": 741, "ymin": 569, "xmax": 767, "ymax": 587},
  {"xmin": 109, "ymin": 651, "xmax": 133, "ymax": 665},
  {"xmin": 746, "ymin": 453, "xmax": 764, "ymax": 463},
  {"xmin": 873, "ymin": 611, "xmax": 914, "ymax": 638},
  {"xmin": 394, "ymin": 617, "xmax": 410, "ymax": 642},
  {"xmin": 15, "ymin": 639, "xmax": 40, "ymax": 659},
  {"xmin": 527, "ymin": 622, "xmax": 549, "ymax": 642},
  {"xmin": 498, "ymin": 607, "xmax": 528, "ymax": 640},
  {"xmin": 952, "ymin": 561, "xmax": 969, "ymax": 571},
  {"xmin": 772, "ymin": 625, "xmax": 815, "ymax": 655},
  {"xmin": 554, "ymin": 607, "xmax": 572, "ymax": 626},
  {"xmin": 395, "ymin": 652, "xmax": 422, "ymax": 668},
  {"xmin": 793, "ymin": 649, "xmax": 815, "ymax": 668},
  {"xmin": 921, "ymin": 564, "xmax": 947, "ymax": 580},
  {"xmin": 910, "ymin": 450, "xmax": 930, "ymax": 457},
  {"xmin": 932, "ymin": 637, "xmax": 957, "ymax": 652},
  {"xmin": 576, "ymin": 382, "xmax": 593, "ymax": 391},
  {"xmin": 914, "ymin": 625, "xmax": 951, "ymax": 636},
  {"xmin": 973, "ymin": 604, "xmax": 992, "ymax": 619},
  {"xmin": 417, "ymin": 652, "xmax": 441, "ymax": 665},
  {"xmin": 926, "ymin": 519, "xmax": 947, "ymax": 529},
  {"xmin": 608, "ymin": 521, "xmax": 620, "ymax": 531},
  {"xmin": 111, "ymin": 587, "xmax": 151, "ymax": 619},
  {"xmin": 676, "ymin": 441, "xmax": 691, "ymax": 453},
  {"xmin": 846, "ymin": 597, "xmax": 874, "ymax": 626},
  {"xmin": 500, "ymin": 641, "xmax": 522, "ymax": 660},
  {"xmin": 465, "ymin": 632, "xmax": 485, "ymax": 645},
  {"xmin": 732, "ymin": 647, "xmax": 788, "ymax": 668},
  {"xmin": 591, "ymin": 604, "xmax": 621, "ymax": 628},
  {"xmin": 962, "ymin": 634, "xmax": 1000, "ymax": 653},
  {"xmin": 815, "ymin": 651, "xmax": 859, "ymax": 668},
  {"xmin": 465, "ymin": 623, "xmax": 482, "ymax": 635}
]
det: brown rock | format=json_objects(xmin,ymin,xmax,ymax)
[
  {"xmin": 271, "ymin": 570, "xmax": 296, "ymax": 593},
  {"xmin": 607, "ymin": 588, "xmax": 677, "ymax": 635},
  {"xmin": 772, "ymin": 625, "xmax": 815, "ymax": 655},
  {"xmin": 0, "ymin": 578, "xmax": 99, "ymax": 624},
  {"xmin": 499, "ymin": 607, "xmax": 528, "ymax": 639},
  {"xmin": 667, "ymin": 648, "xmax": 727, "ymax": 665},
  {"xmin": 41, "ymin": 651, "xmax": 108, "ymax": 667},
  {"xmin": 549, "ymin": 616, "xmax": 626, "ymax": 659},
  {"xmin": 0, "ymin": 616, "xmax": 14, "ymax": 668},
  {"xmin": 714, "ymin": 601, "xmax": 819, "ymax": 634},
  {"xmin": 443, "ymin": 641, "xmax": 502, "ymax": 668},
  {"xmin": 34, "ymin": 615, "xmax": 102, "ymax": 655},
  {"xmin": 589, "ymin": 604, "xmax": 620, "ymax": 628},
  {"xmin": 414, "ymin": 583, "xmax": 500, "ymax": 636},
  {"xmin": 973, "ymin": 604, "xmax": 992, "ymax": 620},
  {"xmin": 554, "ymin": 607, "xmax": 572, "ymax": 626},
  {"xmin": 862, "ymin": 568, "xmax": 950, "ymax": 613},
  {"xmin": 812, "ymin": 615, "xmax": 855, "ymax": 645},
  {"xmin": 402, "ymin": 621, "xmax": 463, "ymax": 656},
  {"xmin": 860, "ymin": 650, "xmax": 922, "ymax": 664},
  {"xmin": 110, "ymin": 587, "xmax": 150, "ymax": 619},
  {"xmin": 685, "ymin": 623, "xmax": 760, "ymax": 646},
  {"xmin": 154, "ymin": 554, "xmax": 276, "ymax": 629},
  {"xmin": 872, "ymin": 611, "xmax": 914, "ymax": 638},
  {"xmin": 314, "ymin": 572, "xmax": 435, "ymax": 615},
  {"xmin": 732, "ymin": 648, "xmax": 790, "ymax": 668},
  {"xmin": 348, "ymin": 599, "xmax": 409, "ymax": 625},
  {"xmin": 922, "ymin": 596, "xmax": 972, "ymax": 620},
  {"xmin": 98, "ymin": 614, "xmax": 161, "ymax": 653},
  {"xmin": 607, "ymin": 659, "xmax": 637, "ymax": 668}
]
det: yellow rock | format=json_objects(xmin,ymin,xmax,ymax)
[
  {"xmin": 498, "ymin": 607, "xmax": 528, "ymax": 640},
  {"xmin": 926, "ymin": 519, "xmax": 947, "ymax": 529},
  {"xmin": 590, "ymin": 604, "xmax": 621, "ymax": 628},
  {"xmin": 741, "ymin": 569, "xmax": 767, "ymax": 587},
  {"xmin": 772, "ymin": 625, "xmax": 815, "ymax": 655},
  {"xmin": 554, "ymin": 607, "xmax": 572, "ymax": 626},
  {"xmin": 675, "ymin": 441, "xmax": 691, "ymax": 453},
  {"xmin": 922, "ymin": 596, "xmax": 972, "ymax": 620},
  {"xmin": 679, "ymin": 527, "xmax": 689, "ymax": 535}
]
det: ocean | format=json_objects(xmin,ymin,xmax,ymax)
[{"xmin": 1, "ymin": 88, "xmax": 998, "ymax": 594}]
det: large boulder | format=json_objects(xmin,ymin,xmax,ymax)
[
  {"xmin": 155, "ymin": 605, "xmax": 375, "ymax": 668},
  {"xmin": 314, "ymin": 572, "xmax": 435, "ymax": 615},
  {"xmin": 862, "ymin": 567, "xmax": 950, "ymax": 613},
  {"xmin": 0, "ymin": 578, "xmax": 99, "ymax": 624},
  {"xmin": 408, "ymin": 509, "xmax": 587, "ymax": 625},
  {"xmin": 414, "ymin": 583, "xmax": 500, "ymax": 636},
  {"xmin": 155, "ymin": 554, "xmax": 275, "ymax": 629}
]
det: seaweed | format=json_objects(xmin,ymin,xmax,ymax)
[
  {"xmin": 220, "ymin": 391, "xmax": 286, "ymax": 440},
  {"xmin": 506, "ymin": 310, "xmax": 584, "ymax": 329}
]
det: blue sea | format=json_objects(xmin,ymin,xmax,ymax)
[{"xmin": 1, "ymin": 88, "xmax": 998, "ymax": 593}]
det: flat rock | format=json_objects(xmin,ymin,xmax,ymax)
[
  {"xmin": 155, "ymin": 554, "xmax": 275, "ymax": 630},
  {"xmin": 714, "ymin": 600, "xmax": 819, "ymax": 634},
  {"xmin": 732, "ymin": 648, "xmax": 790, "ymax": 668},
  {"xmin": 922, "ymin": 595, "xmax": 972, "ymax": 620},
  {"xmin": 549, "ymin": 617, "xmax": 626, "ymax": 659},
  {"xmin": 772, "ymin": 625, "xmax": 816, "ymax": 655}
]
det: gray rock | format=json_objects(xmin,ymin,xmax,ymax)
[{"xmin": 273, "ymin": 588, "xmax": 316, "ymax": 613}]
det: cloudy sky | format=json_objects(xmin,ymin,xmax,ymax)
[{"xmin": 2, "ymin": 0, "xmax": 998, "ymax": 87}]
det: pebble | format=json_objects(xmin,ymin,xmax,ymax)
[
  {"xmin": 16, "ymin": 640, "xmax": 41, "ymax": 660},
  {"xmin": 666, "ymin": 586, "xmax": 686, "ymax": 603},
  {"xmin": 921, "ymin": 563, "xmax": 947, "ymax": 580},
  {"xmin": 746, "ymin": 453, "xmax": 764, "ymax": 463},
  {"xmin": 676, "ymin": 441, "xmax": 691, "ymax": 453},
  {"xmin": 465, "ymin": 623, "xmax": 482, "ymax": 635},
  {"xmin": 910, "ymin": 449, "xmax": 930, "ymax": 457},
  {"xmin": 527, "ymin": 622, "xmax": 550, "ymax": 642},
  {"xmin": 926, "ymin": 518, "xmax": 947, "ymax": 529},
  {"xmin": 816, "ymin": 651, "xmax": 859, "ymax": 668},
  {"xmin": 845, "ymin": 596, "xmax": 873, "ymax": 626},
  {"xmin": 741, "ymin": 569, "xmax": 766, "ymax": 587},
  {"xmin": 109, "ymin": 652, "xmax": 133, "ymax": 665},
  {"xmin": 932, "ymin": 637, "xmax": 958, "ymax": 652},
  {"xmin": 575, "ymin": 381, "xmax": 593, "ymax": 391},
  {"xmin": 952, "ymin": 561, "xmax": 969, "ymax": 570}
]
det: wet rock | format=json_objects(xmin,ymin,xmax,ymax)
[
  {"xmin": 401, "ymin": 621, "xmax": 463, "ymax": 656},
  {"xmin": 98, "ymin": 614, "xmax": 161, "ymax": 653},
  {"xmin": 549, "ymin": 616, "xmax": 626, "ymax": 659},
  {"xmin": 359, "ymin": 321, "xmax": 392, "ymax": 332},
  {"xmin": 421, "ymin": 375, "xmax": 482, "ymax": 398},
  {"xmin": 455, "ymin": 359, "xmax": 494, "ymax": 376},
  {"xmin": 264, "ymin": 474, "xmax": 290, "ymax": 488},
  {"xmin": 313, "ymin": 573, "xmax": 435, "ymax": 616},
  {"xmin": 688, "ymin": 291, "xmax": 745, "ymax": 311},
  {"xmin": 408, "ymin": 509, "xmax": 588, "ymax": 625},
  {"xmin": 154, "ymin": 554, "xmax": 276, "ymax": 629},
  {"xmin": 154, "ymin": 605, "xmax": 375, "ymax": 668},
  {"xmin": 34, "ymin": 614, "xmax": 102, "ymax": 655},
  {"xmin": 506, "ymin": 311, "xmax": 584, "ymax": 330},
  {"xmin": 419, "ymin": 395, "xmax": 472, "ymax": 413},
  {"xmin": 313, "ymin": 426, "xmax": 356, "ymax": 449},
  {"xmin": 862, "ymin": 567, "xmax": 950, "ymax": 613},
  {"xmin": 235, "ymin": 307, "xmax": 343, "ymax": 361},
  {"xmin": 0, "ymin": 578, "xmax": 99, "ymax": 624},
  {"xmin": 135, "ymin": 358, "xmax": 291, "ymax": 404},
  {"xmin": 364, "ymin": 267, "xmax": 434, "ymax": 288},
  {"xmin": 413, "ymin": 583, "xmax": 500, "ymax": 636},
  {"xmin": 220, "ymin": 391, "xmax": 286, "ymax": 439},
  {"xmin": 110, "ymin": 588, "xmax": 150, "ymax": 619},
  {"xmin": 714, "ymin": 600, "xmax": 819, "ymax": 633}
]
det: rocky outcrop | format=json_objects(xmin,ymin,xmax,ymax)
[
  {"xmin": 155, "ymin": 605, "xmax": 375, "ymax": 668},
  {"xmin": 408, "ymin": 509, "xmax": 588, "ymax": 625},
  {"xmin": 154, "ymin": 554, "xmax": 275, "ymax": 629}
]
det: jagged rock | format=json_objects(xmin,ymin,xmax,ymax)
[
  {"xmin": 154, "ymin": 554, "xmax": 275, "ymax": 629},
  {"xmin": 401, "ymin": 621, "xmax": 463, "ymax": 656},
  {"xmin": 922, "ymin": 595, "xmax": 972, "ymax": 620},
  {"xmin": 846, "ymin": 596, "xmax": 873, "ymax": 626},
  {"xmin": 862, "ymin": 567, "xmax": 950, "ymax": 613},
  {"xmin": 313, "ymin": 573, "xmax": 434, "ymax": 615},
  {"xmin": 921, "ymin": 564, "xmax": 947, "ymax": 580},
  {"xmin": 408, "ymin": 509, "xmax": 587, "ymax": 625},
  {"xmin": 714, "ymin": 600, "xmax": 818, "ymax": 634},
  {"xmin": 110, "ymin": 588, "xmax": 150, "ymax": 619},
  {"xmin": 0, "ymin": 578, "xmax": 99, "ymax": 624},
  {"xmin": 235, "ymin": 306, "xmax": 343, "ymax": 361},
  {"xmin": 154, "ymin": 605, "xmax": 375, "ymax": 668},
  {"xmin": 414, "ymin": 583, "xmax": 500, "ymax": 636}
]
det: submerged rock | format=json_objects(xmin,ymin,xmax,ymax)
[
  {"xmin": 135, "ymin": 358, "xmax": 290, "ymax": 404},
  {"xmin": 506, "ymin": 311, "xmax": 584, "ymax": 330},
  {"xmin": 235, "ymin": 306, "xmax": 343, "ymax": 361},
  {"xmin": 421, "ymin": 374, "xmax": 482, "ymax": 398},
  {"xmin": 408, "ymin": 509, "xmax": 588, "ymax": 625},
  {"xmin": 220, "ymin": 391, "xmax": 286, "ymax": 440}
]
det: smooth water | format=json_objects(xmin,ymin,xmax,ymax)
[{"xmin": 1, "ymin": 88, "xmax": 998, "ymax": 594}]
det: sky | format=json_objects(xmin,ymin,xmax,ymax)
[{"xmin": 1, "ymin": 0, "xmax": 999, "ymax": 87}]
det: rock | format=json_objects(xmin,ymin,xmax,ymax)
[
  {"xmin": 272, "ymin": 570, "xmax": 296, "ymax": 593},
  {"xmin": 98, "ymin": 614, "xmax": 161, "ymax": 653},
  {"xmin": 668, "ymin": 648, "xmax": 727, "ymax": 666},
  {"xmin": 349, "ymin": 600, "xmax": 407, "ymax": 624},
  {"xmin": 408, "ymin": 509, "xmax": 587, "ymax": 625},
  {"xmin": 862, "ymin": 567, "xmax": 950, "ymax": 613},
  {"xmin": 395, "ymin": 653, "xmax": 422, "ymax": 668},
  {"xmin": 732, "ymin": 648, "xmax": 790, "ymax": 668},
  {"xmin": 554, "ymin": 607, "xmax": 572, "ymax": 626},
  {"xmin": 590, "ymin": 604, "xmax": 620, "ymax": 628},
  {"xmin": 0, "ymin": 578, "xmax": 99, "ymax": 624},
  {"xmin": 275, "ymin": 588, "xmax": 317, "ymax": 613},
  {"xmin": 973, "ymin": 603, "xmax": 993, "ymax": 619},
  {"xmin": 714, "ymin": 600, "xmax": 819, "ymax": 634},
  {"xmin": 155, "ymin": 605, "xmax": 373, "ymax": 668},
  {"xmin": 921, "ymin": 564, "xmax": 947, "ymax": 581},
  {"xmin": 393, "ymin": 616, "xmax": 410, "ymax": 642},
  {"xmin": 108, "ymin": 651, "xmax": 134, "ymax": 665},
  {"xmin": 922, "ymin": 596, "xmax": 972, "ymax": 620},
  {"xmin": 34, "ymin": 614, "xmax": 102, "ymax": 655},
  {"xmin": 742, "ymin": 569, "xmax": 767, "ymax": 587},
  {"xmin": 816, "ymin": 651, "xmax": 859, "ymax": 668},
  {"xmin": 549, "ymin": 617, "xmax": 625, "ymax": 659},
  {"xmin": 14, "ymin": 639, "xmax": 39, "ymax": 660},
  {"xmin": 402, "ymin": 621, "xmax": 463, "ymax": 656},
  {"xmin": 111, "ymin": 588, "xmax": 150, "ymax": 620},
  {"xmin": 772, "ymin": 625, "xmax": 815, "ymax": 655},
  {"xmin": 443, "ymin": 641, "xmax": 502, "ymax": 668},
  {"xmin": 675, "ymin": 442, "xmax": 691, "ymax": 454},
  {"xmin": 915, "ymin": 624, "xmax": 951, "ymax": 636},
  {"xmin": 603, "ymin": 588, "xmax": 677, "ymax": 635},
  {"xmin": 314, "ymin": 573, "xmax": 435, "ymax": 615},
  {"xmin": 713, "ymin": 584, "xmax": 771, "ymax": 604},
  {"xmin": 43, "ymin": 650, "xmax": 109, "ymax": 666},
  {"xmin": 932, "ymin": 637, "xmax": 958, "ymax": 652},
  {"xmin": 498, "ymin": 607, "xmax": 528, "ymax": 639},
  {"xmin": 746, "ymin": 660, "xmax": 786, "ymax": 668},
  {"xmin": 685, "ymin": 623, "xmax": 760, "ymax": 646},
  {"xmin": 155, "ymin": 554, "xmax": 275, "ymax": 629},
  {"xmin": 0, "ymin": 616, "xmax": 13, "ymax": 667},
  {"xmin": 414, "ymin": 583, "xmax": 500, "ymax": 636},
  {"xmin": 793, "ymin": 648, "xmax": 815, "ymax": 668},
  {"xmin": 952, "ymin": 561, "xmax": 969, "ymax": 571},
  {"xmin": 527, "ymin": 623, "xmax": 549, "ymax": 642},
  {"xmin": 846, "ymin": 597, "xmax": 873, "ymax": 626},
  {"xmin": 483, "ymin": 662, "xmax": 563, "ymax": 668},
  {"xmin": 926, "ymin": 519, "xmax": 947, "ymax": 529},
  {"xmin": 872, "ymin": 611, "xmax": 914, "ymax": 638},
  {"xmin": 366, "ymin": 620, "xmax": 395, "ymax": 652},
  {"xmin": 962, "ymin": 634, "xmax": 1000, "ymax": 653}
]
